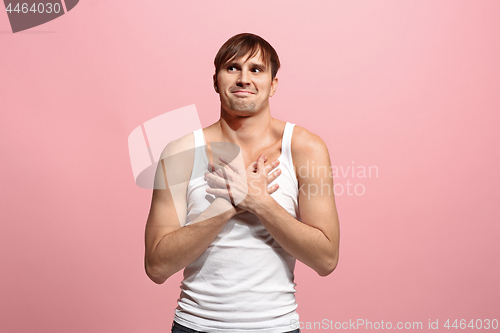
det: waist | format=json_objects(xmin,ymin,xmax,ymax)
[{"xmin": 176, "ymin": 223, "xmax": 298, "ymax": 330}]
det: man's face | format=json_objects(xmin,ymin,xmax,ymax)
[{"xmin": 214, "ymin": 51, "xmax": 278, "ymax": 115}]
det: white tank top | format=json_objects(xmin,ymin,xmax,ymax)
[{"xmin": 174, "ymin": 122, "xmax": 300, "ymax": 333}]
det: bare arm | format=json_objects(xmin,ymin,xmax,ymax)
[
  {"xmin": 252, "ymin": 127, "xmax": 340, "ymax": 276},
  {"xmin": 145, "ymin": 195, "xmax": 237, "ymax": 284},
  {"xmin": 144, "ymin": 135, "xmax": 238, "ymax": 284},
  {"xmin": 255, "ymin": 127, "xmax": 339, "ymax": 276}
]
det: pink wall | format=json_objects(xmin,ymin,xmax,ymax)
[{"xmin": 1, "ymin": 1, "xmax": 499, "ymax": 332}]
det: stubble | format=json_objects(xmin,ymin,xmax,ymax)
[{"xmin": 228, "ymin": 98, "xmax": 257, "ymax": 112}]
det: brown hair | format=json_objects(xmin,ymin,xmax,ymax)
[{"xmin": 214, "ymin": 33, "xmax": 281, "ymax": 89}]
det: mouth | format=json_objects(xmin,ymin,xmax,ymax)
[{"xmin": 231, "ymin": 90, "xmax": 255, "ymax": 96}]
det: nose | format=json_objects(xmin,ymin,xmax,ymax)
[{"xmin": 236, "ymin": 70, "xmax": 250, "ymax": 86}]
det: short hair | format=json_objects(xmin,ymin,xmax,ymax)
[{"xmin": 214, "ymin": 33, "xmax": 281, "ymax": 81}]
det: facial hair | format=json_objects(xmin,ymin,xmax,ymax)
[{"xmin": 228, "ymin": 98, "xmax": 257, "ymax": 112}]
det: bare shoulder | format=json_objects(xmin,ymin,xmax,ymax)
[
  {"xmin": 291, "ymin": 125, "xmax": 330, "ymax": 161},
  {"xmin": 160, "ymin": 132, "xmax": 195, "ymax": 159},
  {"xmin": 154, "ymin": 132, "xmax": 196, "ymax": 190}
]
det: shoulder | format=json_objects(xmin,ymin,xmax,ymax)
[
  {"xmin": 155, "ymin": 132, "xmax": 196, "ymax": 189},
  {"xmin": 160, "ymin": 132, "xmax": 195, "ymax": 160},
  {"xmin": 291, "ymin": 125, "xmax": 329, "ymax": 159},
  {"xmin": 290, "ymin": 125, "xmax": 331, "ymax": 179}
]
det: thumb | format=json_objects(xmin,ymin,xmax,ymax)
[{"xmin": 257, "ymin": 154, "xmax": 266, "ymax": 172}]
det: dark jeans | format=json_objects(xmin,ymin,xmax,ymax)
[{"xmin": 171, "ymin": 321, "xmax": 300, "ymax": 333}]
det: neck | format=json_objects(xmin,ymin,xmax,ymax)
[{"xmin": 218, "ymin": 107, "xmax": 273, "ymax": 148}]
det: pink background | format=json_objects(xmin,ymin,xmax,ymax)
[{"xmin": 1, "ymin": 1, "xmax": 499, "ymax": 332}]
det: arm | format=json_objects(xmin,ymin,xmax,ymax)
[
  {"xmin": 208, "ymin": 127, "xmax": 340, "ymax": 276},
  {"xmin": 144, "ymin": 135, "xmax": 238, "ymax": 284},
  {"xmin": 254, "ymin": 127, "xmax": 339, "ymax": 276}
]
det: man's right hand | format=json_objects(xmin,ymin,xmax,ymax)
[{"xmin": 204, "ymin": 154, "xmax": 281, "ymax": 214}]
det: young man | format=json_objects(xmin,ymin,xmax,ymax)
[{"xmin": 144, "ymin": 33, "xmax": 340, "ymax": 333}]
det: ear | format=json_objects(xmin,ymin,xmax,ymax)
[
  {"xmin": 269, "ymin": 77, "xmax": 278, "ymax": 97},
  {"xmin": 213, "ymin": 74, "xmax": 219, "ymax": 93}
]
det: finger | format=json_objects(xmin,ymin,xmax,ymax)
[
  {"xmin": 215, "ymin": 165, "xmax": 226, "ymax": 178},
  {"xmin": 256, "ymin": 154, "xmax": 266, "ymax": 173},
  {"xmin": 208, "ymin": 162, "xmax": 227, "ymax": 178},
  {"xmin": 205, "ymin": 172, "xmax": 228, "ymax": 188},
  {"xmin": 207, "ymin": 161, "xmax": 213, "ymax": 172},
  {"xmin": 267, "ymin": 168, "xmax": 281, "ymax": 184},
  {"xmin": 226, "ymin": 183, "xmax": 235, "ymax": 206},
  {"xmin": 217, "ymin": 167, "xmax": 225, "ymax": 178},
  {"xmin": 267, "ymin": 183, "xmax": 280, "ymax": 194},
  {"xmin": 207, "ymin": 161, "xmax": 218, "ymax": 173},
  {"xmin": 246, "ymin": 161, "xmax": 258, "ymax": 173},
  {"xmin": 205, "ymin": 171, "xmax": 225, "ymax": 181},
  {"xmin": 205, "ymin": 187, "xmax": 231, "ymax": 197},
  {"xmin": 264, "ymin": 159, "xmax": 280, "ymax": 174},
  {"xmin": 219, "ymin": 156, "xmax": 238, "ymax": 173}
]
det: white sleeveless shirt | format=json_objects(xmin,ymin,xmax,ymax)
[{"xmin": 174, "ymin": 122, "xmax": 300, "ymax": 333}]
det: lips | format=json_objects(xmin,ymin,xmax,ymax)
[{"xmin": 231, "ymin": 90, "xmax": 255, "ymax": 95}]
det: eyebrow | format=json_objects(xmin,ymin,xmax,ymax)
[
  {"xmin": 250, "ymin": 62, "xmax": 266, "ymax": 69},
  {"xmin": 226, "ymin": 61, "xmax": 267, "ymax": 70}
]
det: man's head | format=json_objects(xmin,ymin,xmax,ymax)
[
  {"xmin": 213, "ymin": 33, "xmax": 281, "ymax": 114},
  {"xmin": 214, "ymin": 33, "xmax": 281, "ymax": 86}
]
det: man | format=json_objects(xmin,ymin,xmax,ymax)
[{"xmin": 144, "ymin": 33, "xmax": 340, "ymax": 333}]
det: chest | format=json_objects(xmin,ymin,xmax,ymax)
[
  {"xmin": 240, "ymin": 141, "xmax": 282, "ymax": 168},
  {"xmin": 204, "ymin": 138, "xmax": 283, "ymax": 169}
]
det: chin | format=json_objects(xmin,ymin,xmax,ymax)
[
  {"xmin": 225, "ymin": 110, "xmax": 255, "ymax": 118},
  {"xmin": 226, "ymin": 102, "xmax": 259, "ymax": 114}
]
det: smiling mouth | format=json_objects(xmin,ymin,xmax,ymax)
[{"xmin": 232, "ymin": 91, "xmax": 255, "ymax": 96}]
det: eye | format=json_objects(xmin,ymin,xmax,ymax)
[
  {"xmin": 227, "ymin": 66, "xmax": 239, "ymax": 72},
  {"xmin": 251, "ymin": 68, "xmax": 263, "ymax": 73}
]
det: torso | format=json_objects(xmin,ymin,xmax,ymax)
[{"xmin": 175, "ymin": 120, "xmax": 301, "ymax": 332}]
